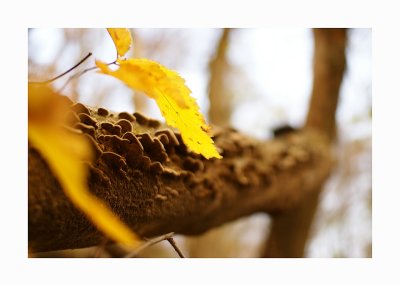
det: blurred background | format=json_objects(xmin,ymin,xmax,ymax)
[{"xmin": 28, "ymin": 28, "xmax": 371, "ymax": 258}]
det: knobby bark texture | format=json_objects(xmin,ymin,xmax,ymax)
[
  {"xmin": 28, "ymin": 102, "xmax": 332, "ymax": 252},
  {"xmin": 263, "ymin": 28, "xmax": 347, "ymax": 257}
]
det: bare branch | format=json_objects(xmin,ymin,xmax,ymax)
[
  {"xmin": 29, "ymin": 53, "xmax": 92, "ymax": 85},
  {"xmin": 166, "ymin": 237, "xmax": 185, "ymax": 258}
]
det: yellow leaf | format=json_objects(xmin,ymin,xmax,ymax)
[
  {"xmin": 96, "ymin": 58, "xmax": 188, "ymax": 108},
  {"xmin": 96, "ymin": 58, "xmax": 222, "ymax": 159},
  {"xmin": 156, "ymin": 90, "xmax": 222, "ymax": 159},
  {"xmin": 28, "ymin": 84, "xmax": 141, "ymax": 248},
  {"xmin": 107, "ymin": 28, "xmax": 132, "ymax": 58}
]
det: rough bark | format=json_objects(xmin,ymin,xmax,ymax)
[
  {"xmin": 28, "ymin": 102, "xmax": 332, "ymax": 253},
  {"xmin": 263, "ymin": 28, "xmax": 347, "ymax": 257}
]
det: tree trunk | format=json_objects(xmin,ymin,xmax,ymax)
[
  {"xmin": 262, "ymin": 28, "xmax": 347, "ymax": 257},
  {"xmin": 208, "ymin": 28, "xmax": 232, "ymax": 127},
  {"xmin": 28, "ymin": 104, "xmax": 332, "ymax": 253}
]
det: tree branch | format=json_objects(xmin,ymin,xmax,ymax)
[{"xmin": 28, "ymin": 104, "xmax": 332, "ymax": 253}]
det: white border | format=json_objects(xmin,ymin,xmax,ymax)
[{"xmin": 2, "ymin": 0, "xmax": 399, "ymax": 285}]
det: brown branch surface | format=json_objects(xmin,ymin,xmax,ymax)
[{"xmin": 28, "ymin": 103, "xmax": 332, "ymax": 253}]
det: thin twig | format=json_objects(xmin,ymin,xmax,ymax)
[
  {"xmin": 56, "ymin": 61, "xmax": 118, "ymax": 94},
  {"xmin": 29, "ymin": 52, "xmax": 92, "ymax": 85},
  {"xmin": 167, "ymin": 237, "xmax": 185, "ymax": 258},
  {"xmin": 124, "ymin": 232, "xmax": 184, "ymax": 258},
  {"xmin": 56, "ymin": 66, "xmax": 98, "ymax": 93},
  {"xmin": 124, "ymin": 232, "xmax": 174, "ymax": 258}
]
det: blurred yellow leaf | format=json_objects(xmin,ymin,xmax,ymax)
[
  {"xmin": 28, "ymin": 84, "xmax": 141, "ymax": 247},
  {"xmin": 107, "ymin": 28, "xmax": 132, "ymax": 58},
  {"xmin": 96, "ymin": 58, "xmax": 222, "ymax": 159}
]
